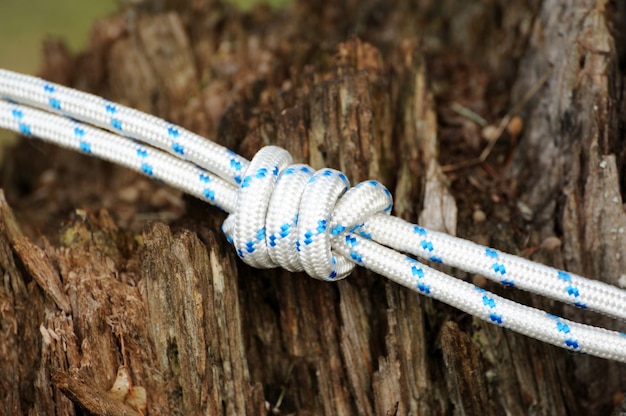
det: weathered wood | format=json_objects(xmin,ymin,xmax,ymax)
[
  {"xmin": 1, "ymin": 0, "xmax": 625, "ymax": 414},
  {"xmin": 51, "ymin": 369, "xmax": 142, "ymax": 416}
]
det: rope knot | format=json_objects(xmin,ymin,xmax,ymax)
[{"xmin": 222, "ymin": 146, "xmax": 393, "ymax": 280}]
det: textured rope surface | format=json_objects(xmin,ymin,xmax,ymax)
[{"xmin": 2, "ymin": 68, "xmax": 626, "ymax": 362}]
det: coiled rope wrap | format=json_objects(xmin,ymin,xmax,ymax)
[
  {"xmin": 222, "ymin": 146, "xmax": 392, "ymax": 280},
  {"xmin": 1, "ymin": 68, "xmax": 626, "ymax": 362}
]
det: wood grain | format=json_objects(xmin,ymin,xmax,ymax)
[{"xmin": 1, "ymin": 0, "xmax": 625, "ymax": 414}]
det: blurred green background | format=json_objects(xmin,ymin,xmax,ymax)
[{"xmin": 0, "ymin": 0, "xmax": 118, "ymax": 73}]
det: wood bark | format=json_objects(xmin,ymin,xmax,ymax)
[{"xmin": 1, "ymin": 0, "xmax": 625, "ymax": 414}]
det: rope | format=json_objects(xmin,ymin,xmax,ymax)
[{"xmin": 1, "ymin": 68, "xmax": 625, "ymax": 362}]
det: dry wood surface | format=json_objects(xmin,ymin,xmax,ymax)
[{"xmin": 1, "ymin": 0, "xmax": 625, "ymax": 414}]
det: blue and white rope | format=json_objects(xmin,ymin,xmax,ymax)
[
  {"xmin": 360, "ymin": 215, "xmax": 626, "ymax": 318},
  {"xmin": 0, "ymin": 100, "xmax": 237, "ymax": 213},
  {"xmin": 1, "ymin": 68, "xmax": 625, "ymax": 362},
  {"xmin": 0, "ymin": 69, "xmax": 249, "ymax": 186}
]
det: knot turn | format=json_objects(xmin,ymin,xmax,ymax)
[{"xmin": 222, "ymin": 146, "xmax": 392, "ymax": 280}]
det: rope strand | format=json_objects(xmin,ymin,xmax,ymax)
[{"xmin": 1, "ymin": 68, "xmax": 625, "ymax": 362}]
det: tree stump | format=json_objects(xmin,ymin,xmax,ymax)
[{"xmin": 1, "ymin": 0, "xmax": 625, "ymax": 414}]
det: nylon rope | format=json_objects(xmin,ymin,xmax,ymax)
[{"xmin": 1, "ymin": 68, "xmax": 625, "ymax": 362}]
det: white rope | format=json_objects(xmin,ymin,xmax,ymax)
[
  {"xmin": 0, "ymin": 101, "xmax": 237, "ymax": 213},
  {"xmin": 0, "ymin": 69, "xmax": 249, "ymax": 186},
  {"xmin": 1, "ymin": 68, "xmax": 625, "ymax": 362}
]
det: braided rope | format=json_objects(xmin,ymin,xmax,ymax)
[{"xmin": 1, "ymin": 68, "xmax": 625, "ymax": 362}]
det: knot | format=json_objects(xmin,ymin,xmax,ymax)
[{"xmin": 222, "ymin": 146, "xmax": 392, "ymax": 281}]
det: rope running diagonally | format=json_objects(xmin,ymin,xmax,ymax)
[{"xmin": 1, "ymin": 68, "xmax": 625, "ymax": 362}]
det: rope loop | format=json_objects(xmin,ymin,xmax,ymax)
[
  {"xmin": 3, "ymin": 69, "xmax": 626, "ymax": 361},
  {"xmin": 222, "ymin": 145, "xmax": 393, "ymax": 280}
]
